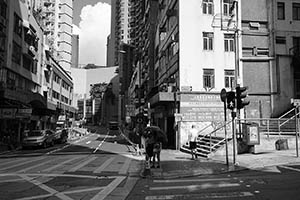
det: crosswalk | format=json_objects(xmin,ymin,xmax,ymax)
[
  {"xmin": 0, "ymin": 154, "xmax": 137, "ymax": 175},
  {"xmin": 144, "ymin": 177, "xmax": 258, "ymax": 200}
]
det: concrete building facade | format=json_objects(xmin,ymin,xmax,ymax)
[
  {"xmin": 0, "ymin": 0, "xmax": 75, "ymax": 146},
  {"xmin": 40, "ymin": 0, "xmax": 73, "ymax": 73}
]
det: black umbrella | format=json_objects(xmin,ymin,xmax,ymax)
[{"xmin": 144, "ymin": 126, "xmax": 168, "ymax": 144}]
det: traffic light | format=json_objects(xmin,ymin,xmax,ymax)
[
  {"xmin": 226, "ymin": 91, "xmax": 235, "ymax": 110},
  {"xmin": 236, "ymin": 86, "xmax": 250, "ymax": 109},
  {"xmin": 143, "ymin": 107, "xmax": 148, "ymax": 117}
]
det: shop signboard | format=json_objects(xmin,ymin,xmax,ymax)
[
  {"xmin": 0, "ymin": 108, "xmax": 17, "ymax": 119},
  {"xmin": 16, "ymin": 108, "xmax": 32, "ymax": 118},
  {"xmin": 180, "ymin": 93, "xmax": 224, "ymax": 121}
]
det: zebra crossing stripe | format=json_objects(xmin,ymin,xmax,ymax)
[
  {"xmin": 145, "ymin": 192, "xmax": 254, "ymax": 200},
  {"xmin": 119, "ymin": 158, "xmax": 131, "ymax": 175},
  {"xmin": 19, "ymin": 174, "xmax": 73, "ymax": 200},
  {"xmin": 91, "ymin": 176, "xmax": 125, "ymax": 200},
  {"xmin": 0, "ymin": 158, "xmax": 28, "ymax": 167},
  {"xmin": 93, "ymin": 157, "xmax": 115, "ymax": 174},
  {"xmin": 0, "ymin": 157, "xmax": 46, "ymax": 171},
  {"xmin": 42, "ymin": 156, "xmax": 82, "ymax": 172},
  {"xmin": 68, "ymin": 156, "xmax": 97, "ymax": 172},
  {"xmin": 150, "ymin": 182, "xmax": 240, "ymax": 191},
  {"xmin": 16, "ymin": 159, "xmax": 54, "ymax": 173}
]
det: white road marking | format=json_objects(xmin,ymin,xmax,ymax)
[
  {"xmin": 86, "ymin": 141, "xmax": 91, "ymax": 144},
  {"xmin": 62, "ymin": 186, "xmax": 105, "ymax": 194},
  {"xmin": 280, "ymin": 165, "xmax": 300, "ymax": 172},
  {"xmin": 93, "ymin": 131, "xmax": 110, "ymax": 153},
  {"xmin": 93, "ymin": 157, "xmax": 115, "ymax": 173},
  {"xmin": 91, "ymin": 176, "xmax": 125, "ymax": 200},
  {"xmin": 0, "ymin": 157, "xmax": 47, "ymax": 171},
  {"xmin": 0, "ymin": 178, "xmax": 25, "ymax": 183},
  {"xmin": 19, "ymin": 175, "xmax": 73, "ymax": 200},
  {"xmin": 153, "ymin": 177, "xmax": 233, "ymax": 183},
  {"xmin": 68, "ymin": 156, "xmax": 97, "ymax": 172},
  {"xmin": 46, "ymin": 144, "xmax": 71, "ymax": 155},
  {"xmin": 42, "ymin": 156, "xmax": 82, "ymax": 172},
  {"xmin": 145, "ymin": 192, "xmax": 254, "ymax": 200},
  {"xmin": 150, "ymin": 182, "xmax": 240, "ymax": 191},
  {"xmin": 0, "ymin": 173, "xmax": 119, "ymax": 179},
  {"xmin": 119, "ymin": 157, "xmax": 131, "ymax": 175},
  {"xmin": 0, "ymin": 158, "xmax": 27, "ymax": 167},
  {"xmin": 16, "ymin": 159, "xmax": 54, "ymax": 173}
]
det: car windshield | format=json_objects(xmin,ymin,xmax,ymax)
[{"xmin": 27, "ymin": 131, "xmax": 44, "ymax": 137}]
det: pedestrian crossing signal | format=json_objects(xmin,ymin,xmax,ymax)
[{"xmin": 226, "ymin": 91, "xmax": 235, "ymax": 110}]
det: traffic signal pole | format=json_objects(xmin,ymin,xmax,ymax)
[{"xmin": 233, "ymin": 0, "xmax": 240, "ymax": 166}]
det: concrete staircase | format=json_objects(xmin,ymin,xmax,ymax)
[{"xmin": 180, "ymin": 134, "xmax": 231, "ymax": 158}]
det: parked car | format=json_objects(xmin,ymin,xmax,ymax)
[
  {"xmin": 55, "ymin": 127, "xmax": 68, "ymax": 143},
  {"xmin": 22, "ymin": 129, "xmax": 56, "ymax": 148}
]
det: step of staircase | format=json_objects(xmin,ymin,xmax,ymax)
[{"xmin": 180, "ymin": 134, "xmax": 229, "ymax": 158}]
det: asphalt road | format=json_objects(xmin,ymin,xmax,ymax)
[
  {"xmin": 127, "ymin": 164, "xmax": 300, "ymax": 200},
  {"xmin": 3, "ymin": 126, "xmax": 300, "ymax": 200},
  {"xmin": 0, "ymin": 127, "xmax": 142, "ymax": 200}
]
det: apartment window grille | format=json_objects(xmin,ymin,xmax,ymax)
[
  {"xmin": 203, "ymin": 69, "xmax": 215, "ymax": 89},
  {"xmin": 203, "ymin": 0, "xmax": 214, "ymax": 15},
  {"xmin": 224, "ymin": 34, "xmax": 234, "ymax": 52},
  {"xmin": 13, "ymin": 13, "xmax": 22, "ymax": 36},
  {"xmin": 225, "ymin": 70, "xmax": 235, "ymax": 88},
  {"xmin": 12, "ymin": 42, "xmax": 21, "ymax": 64},
  {"xmin": 203, "ymin": 32, "xmax": 214, "ymax": 50},
  {"xmin": 293, "ymin": 3, "xmax": 300, "ymax": 20},
  {"xmin": 277, "ymin": 2, "xmax": 285, "ymax": 20},
  {"xmin": 223, "ymin": 0, "xmax": 234, "ymax": 16}
]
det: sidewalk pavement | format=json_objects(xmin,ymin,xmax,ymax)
[{"xmin": 142, "ymin": 148, "xmax": 300, "ymax": 179}]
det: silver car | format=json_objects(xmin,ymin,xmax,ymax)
[{"xmin": 22, "ymin": 129, "xmax": 56, "ymax": 148}]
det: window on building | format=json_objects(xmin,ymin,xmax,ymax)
[
  {"xmin": 203, "ymin": 69, "xmax": 215, "ymax": 89},
  {"xmin": 14, "ymin": 13, "xmax": 22, "ymax": 36},
  {"xmin": 203, "ymin": 32, "xmax": 214, "ymax": 50},
  {"xmin": 22, "ymin": 55, "xmax": 32, "ymax": 71},
  {"xmin": 293, "ymin": 3, "xmax": 300, "ymax": 20},
  {"xmin": 203, "ymin": 0, "xmax": 214, "ymax": 15},
  {"xmin": 293, "ymin": 37, "xmax": 300, "ymax": 48},
  {"xmin": 224, "ymin": 34, "xmax": 234, "ymax": 52},
  {"xmin": 276, "ymin": 36, "xmax": 286, "ymax": 44},
  {"xmin": 277, "ymin": 2, "xmax": 285, "ymax": 20},
  {"xmin": 225, "ymin": 70, "xmax": 235, "ymax": 88},
  {"xmin": 12, "ymin": 42, "xmax": 21, "ymax": 64},
  {"xmin": 0, "ymin": 2, "xmax": 7, "ymax": 18},
  {"xmin": 223, "ymin": 0, "xmax": 233, "ymax": 16}
]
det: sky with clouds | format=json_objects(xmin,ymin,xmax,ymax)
[{"xmin": 73, "ymin": 0, "xmax": 111, "ymax": 66}]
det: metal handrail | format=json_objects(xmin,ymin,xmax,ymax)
[
  {"xmin": 196, "ymin": 120, "xmax": 232, "ymax": 153},
  {"xmin": 197, "ymin": 120, "xmax": 232, "ymax": 141},
  {"xmin": 196, "ymin": 123, "xmax": 214, "ymax": 136},
  {"xmin": 279, "ymin": 108, "xmax": 295, "ymax": 119},
  {"xmin": 280, "ymin": 111, "xmax": 300, "ymax": 127}
]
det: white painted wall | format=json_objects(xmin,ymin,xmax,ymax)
[{"xmin": 179, "ymin": 0, "xmax": 235, "ymax": 92}]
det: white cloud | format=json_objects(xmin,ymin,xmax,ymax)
[
  {"xmin": 78, "ymin": 3, "xmax": 111, "ymax": 66},
  {"xmin": 72, "ymin": 24, "xmax": 81, "ymax": 35}
]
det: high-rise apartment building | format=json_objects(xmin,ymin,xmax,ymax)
[
  {"xmin": 71, "ymin": 33, "xmax": 79, "ymax": 68},
  {"xmin": 40, "ymin": 0, "xmax": 73, "ymax": 73},
  {"xmin": 0, "ymin": 0, "xmax": 75, "ymax": 146},
  {"xmin": 108, "ymin": 0, "xmax": 130, "ymax": 66}
]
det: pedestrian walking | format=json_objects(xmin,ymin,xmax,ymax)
[{"xmin": 189, "ymin": 125, "xmax": 198, "ymax": 160}]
